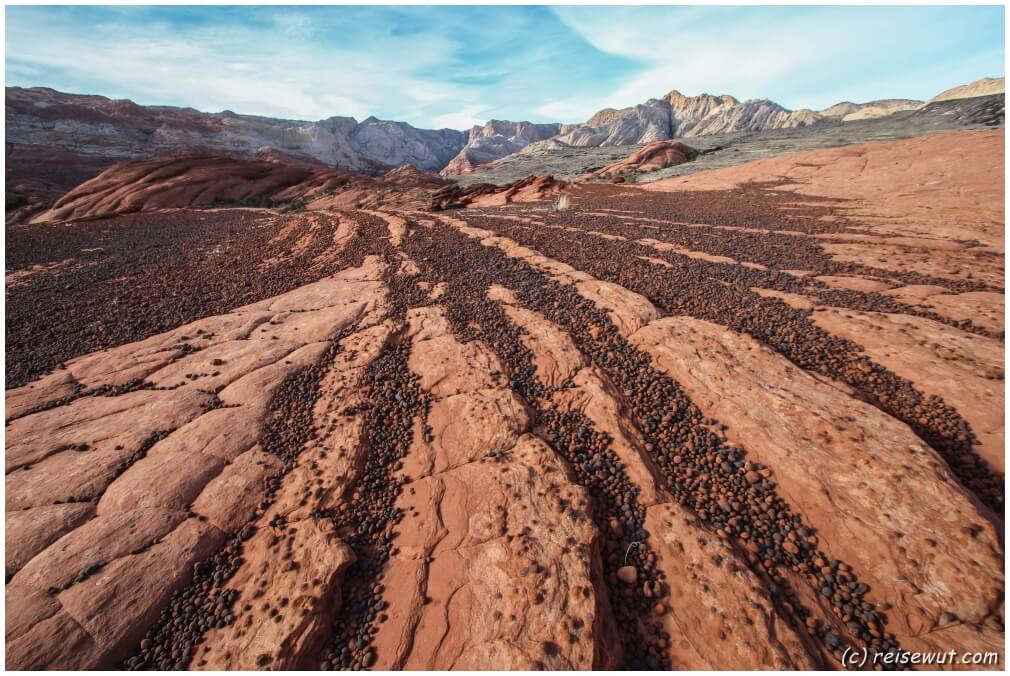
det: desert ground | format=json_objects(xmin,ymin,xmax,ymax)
[{"xmin": 5, "ymin": 98, "xmax": 1005, "ymax": 668}]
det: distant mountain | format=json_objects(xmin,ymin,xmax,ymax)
[
  {"xmin": 440, "ymin": 120, "xmax": 567, "ymax": 175},
  {"xmin": 559, "ymin": 97, "xmax": 674, "ymax": 146},
  {"xmin": 548, "ymin": 90, "xmax": 822, "ymax": 147},
  {"xmin": 6, "ymin": 87, "xmax": 470, "ymax": 173},
  {"xmin": 442, "ymin": 88, "xmax": 820, "ymax": 173},
  {"xmin": 675, "ymin": 97, "xmax": 820, "ymax": 136},
  {"xmin": 442, "ymin": 90, "xmax": 822, "ymax": 174},
  {"xmin": 6, "ymin": 75, "xmax": 1004, "ymax": 216},
  {"xmin": 458, "ymin": 78, "xmax": 1003, "ymax": 174},
  {"xmin": 930, "ymin": 77, "xmax": 1005, "ymax": 103},
  {"xmin": 819, "ymin": 99, "xmax": 923, "ymax": 121},
  {"xmin": 5, "ymin": 86, "xmax": 472, "ymax": 222}
]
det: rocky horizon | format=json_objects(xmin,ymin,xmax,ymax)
[{"xmin": 8, "ymin": 76, "xmax": 1003, "ymax": 192}]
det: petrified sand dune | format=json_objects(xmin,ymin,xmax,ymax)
[
  {"xmin": 589, "ymin": 141, "xmax": 699, "ymax": 179},
  {"xmin": 6, "ymin": 129, "xmax": 1004, "ymax": 670},
  {"xmin": 370, "ymin": 307, "xmax": 605, "ymax": 669},
  {"xmin": 430, "ymin": 175, "xmax": 568, "ymax": 210},
  {"xmin": 31, "ymin": 155, "xmax": 452, "ymax": 223}
]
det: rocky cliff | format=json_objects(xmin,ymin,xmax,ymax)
[
  {"xmin": 443, "ymin": 90, "xmax": 824, "ymax": 174},
  {"xmin": 665, "ymin": 90, "xmax": 741, "ymax": 135},
  {"xmin": 6, "ymin": 87, "xmax": 466, "ymax": 173},
  {"xmin": 555, "ymin": 92, "xmax": 820, "ymax": 147},
  {"xmin": 440, "ymin": 120, "xmax": 565, "ymax": 175},
  {"xmin": 560, "ymin": 98, "xmax": 674, "ymax": 146}
]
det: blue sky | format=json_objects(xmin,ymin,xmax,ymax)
[{"xmin": 5, "ymin": 5, "xmax": 1005, "ymax": 129}]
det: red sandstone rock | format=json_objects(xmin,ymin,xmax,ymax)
[
  {"xmin": 590, "ymin": 140, "xmax": 699, "ymax": 179},
  {"xmin": 430, "ymin": 175, "xmax": 568, "ymax": 210},
  {"xmin": 31, "ymin": 155, "xmax": 453, "ymax": 223},
  {"xmin": 5, "ymin": 128, "xmax": 1004, "ymax": 670}
]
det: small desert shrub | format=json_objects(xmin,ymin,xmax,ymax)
[{"xmin": 554, "ymin": 194, "xmax": 571, "ymax": 211}]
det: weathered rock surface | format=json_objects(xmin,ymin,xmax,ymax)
[
  {"xmin": 32, "ymin": 155, "xmax": 452, "ymax": 223},
  {"xmin": 4, "ymin": 257, "xmax": 387, "ymax": 668},
  {"xmin": 443, "ymin": 215, "xmax": 660, "ymax": 336},
  {"xmin": 5, "ymin": 504, "xmax": 96, "ymax": 576},
  {"xmin": 644, "ymin": 503, "xmax": 821, "ymax": 668},
  {"xmin": 590, "ymin": 141, "xmax": 699, "ymax": 179},
  {"xmin": 194, "ymin": 520, "xmax": 356, "ymax": 669},
  {"xmin": 441, "ymin": 120, "xmax": 565, "ymax": 176},
  {"xmin": 5, "ymin": 123, "xmax": 1004, "ymax": 670},
  {"xmin": 811, "ymin": 308, "xmax": 1005, "ymax": 473},
  {"xmin": 492, "ymin": 294, "xmax": 823, "ymax": 668},
  {"xmin": 372, "ymin": 306, "xmax": 608, "ymax": 669},
  {"xmin": 430, "ymin": 175, "xmax": 568, "ymax": 210},
  {"xmin": 648, "ymin": 130, "xmax": 1005, "ymax": 248},
  {"xmin": 630, "ymin": 316, "xmax": 1003, "ymax": 655}
]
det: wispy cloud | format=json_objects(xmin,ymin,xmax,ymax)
[
  {"xmin": 5, "ymin": 5, "xmax": 1004, "ymax": 128},
  {"xmin": 552, "ymin": 5, "xmax": 1004, "ymax": 111},
  {"xmin": 5, "ymin": 5, "xmax": 635, "ymax": 127}
]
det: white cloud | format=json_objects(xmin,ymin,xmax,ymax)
[
  {"xmin": 552, "ymin": 6, "xmax": 850, "ymax": 110},
  {"xmin": 533, "ymin": 99, "xmax": 597, "ymax": 123},
  {"xmin": 550, "ymin": 6, "xmax": 1003, "ymax": 111},
  {"xmin": 429, "ymin": 105, "xmax": 489, "ymax": 130},
  {"xmin": 6, "ymin": 5, "xmax": 1002, "ymax": 129},
  {"xmin": 5, "ymin": 7, "xmax": 476, "ymax": 126}
]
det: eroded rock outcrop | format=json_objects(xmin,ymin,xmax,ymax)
[
  {"xmin": 441, "ymin": 121, "xmax": 564, "ymax": 176},
  {"xmin": 430, "ymin": 175, "xmax": 568, "ymax": 210},
  {"xmin": 590, "ymin": 141, "xmax": 699, "ymax": 179},
  {"xmin": 32, "ymin": 155, "xmax": 453, "ymax": 223}
]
